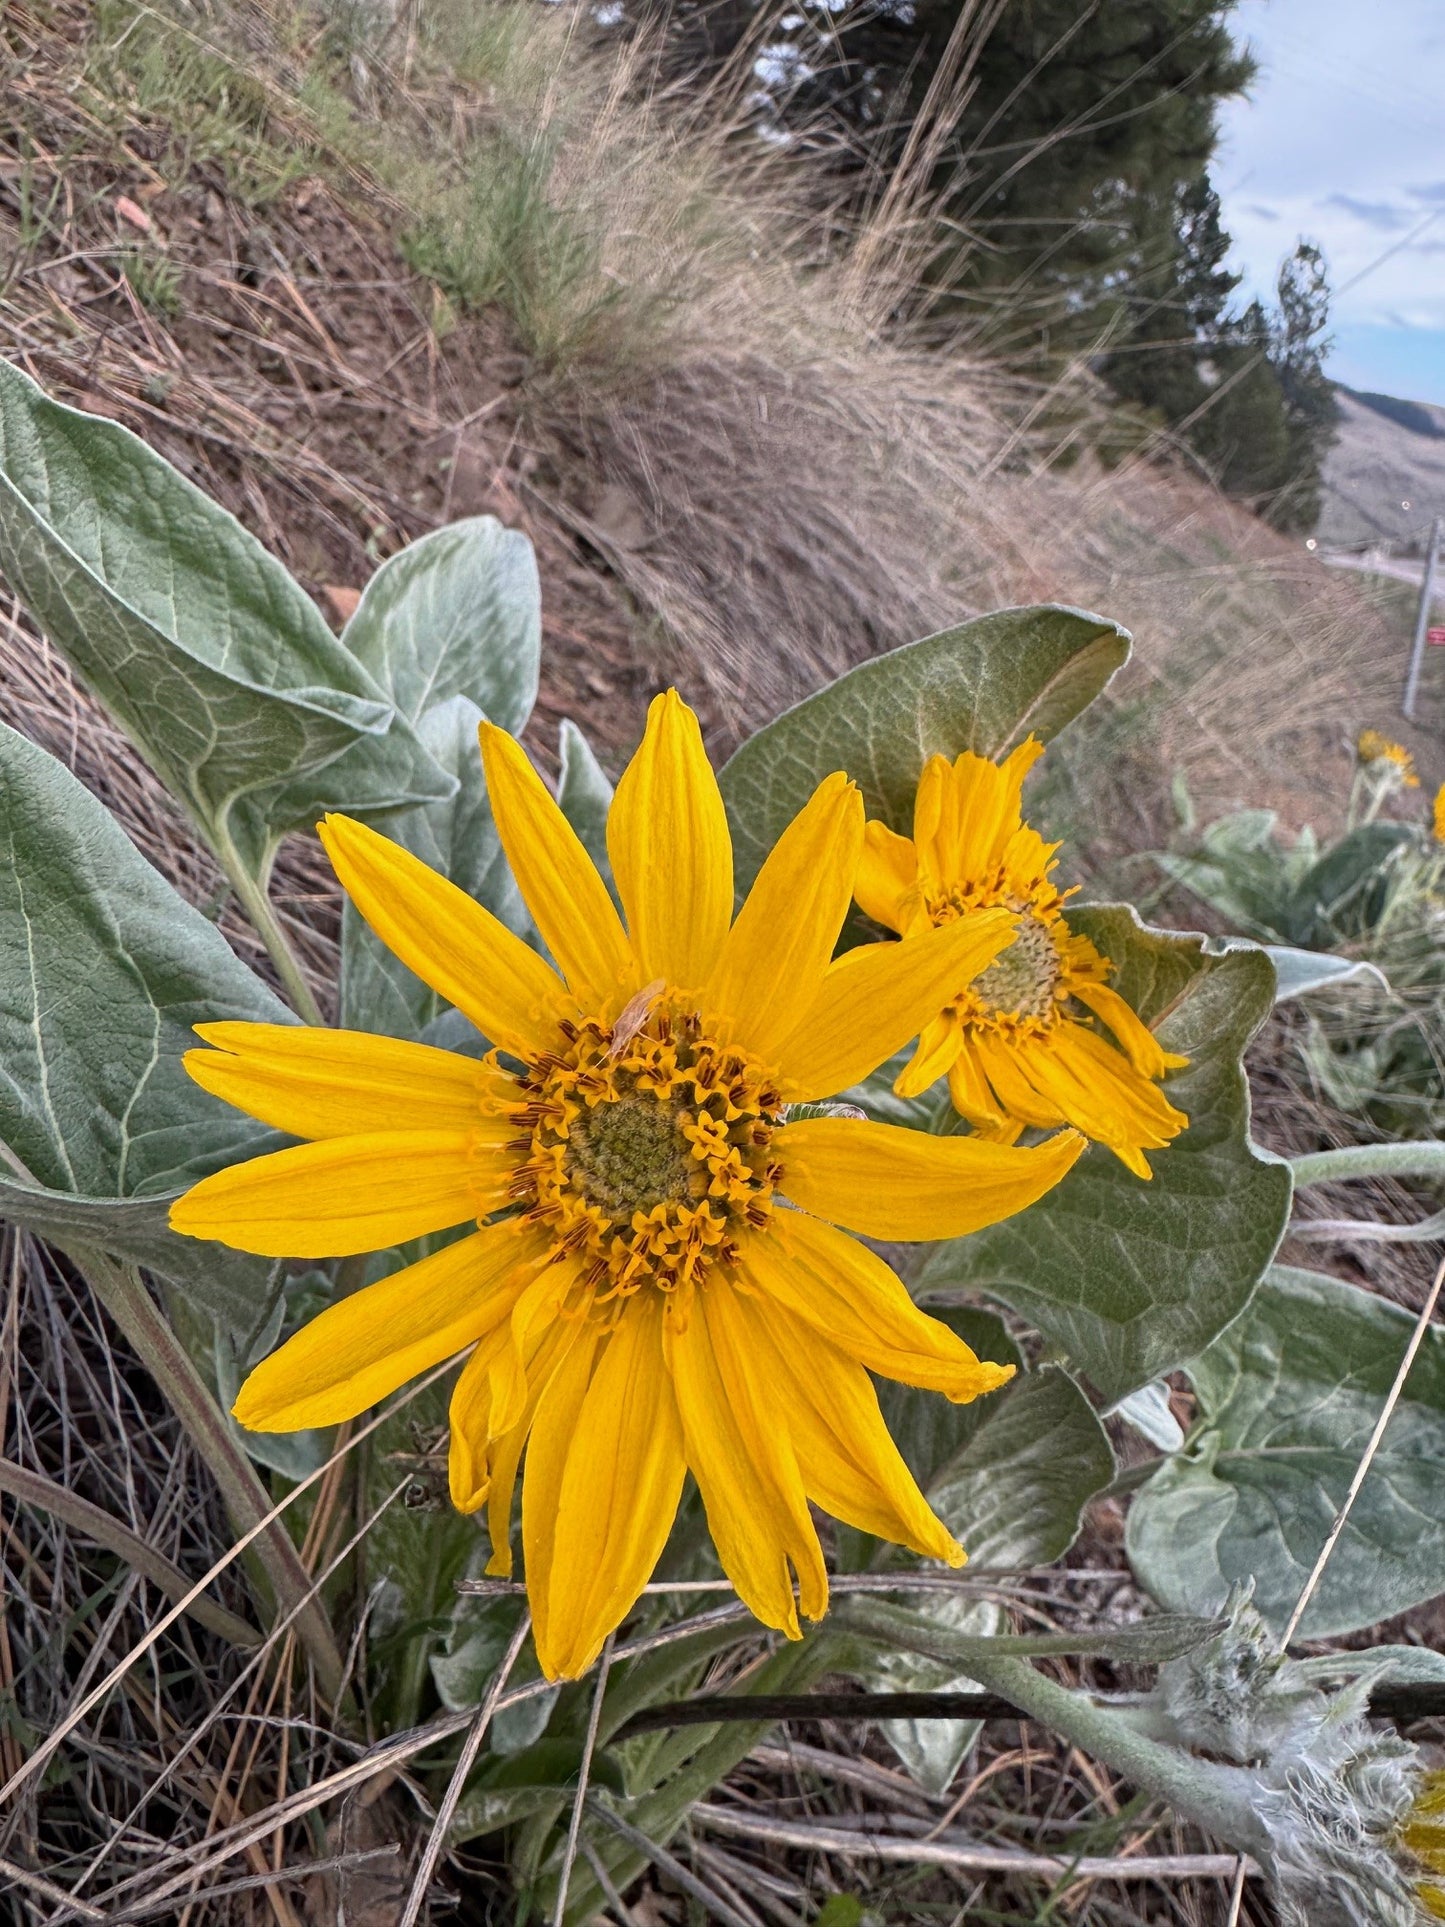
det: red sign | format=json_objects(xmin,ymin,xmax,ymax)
[{"xmin": 1429, "ymin": 627, "xmax": 1445, "ymax": 646}]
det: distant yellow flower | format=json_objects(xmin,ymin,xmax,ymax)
[
  {"xmin": 1433, "ymin": 784, "xmax": 1445, "ymax": 844},
  {"xmin": 1402, "ymin": 1769, "xmax": 1445, "ymax": 1917},
  {"xmin": 855, "ymin": 738, "xmax": 1187, "ymax": 1179},
  {"xmin": 1358, "ymin": 728, "xmax": 1419, "ymax": 788},
  {"xmin": 171, "ymin": 692, "xmax": 1083, "ymax": 1679}
]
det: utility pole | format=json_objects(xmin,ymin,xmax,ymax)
[{"xmin": 1403, "ymin": 514, "xmax": 1443, "ymax": 722}]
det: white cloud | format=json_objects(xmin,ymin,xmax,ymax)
[{"xmin": 1216, "ymin": 0, "xmax": 1445, "ymax": 397}]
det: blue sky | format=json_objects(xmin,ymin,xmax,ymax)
[{"xmin": 1216, "ymin": 0, "xmax": 1445, "ymax": 404}]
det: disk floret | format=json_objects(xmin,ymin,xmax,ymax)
[
  {"xmin": 924, "ymin": 862, "xmax": 1105, "ymax": 1039},
  {"xmin": 507, "ymin": 1001, "xmax": 784, "ymax": 1300}
]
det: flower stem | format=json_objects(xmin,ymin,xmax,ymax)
[
  {"xmin": 211, "ymin": 823, "xmax": 324, "ymax": 1026},
  {"xmin": 68, "ymin": 1244, "xmax": 346, "ymax": 1702},
  {"xmin": 960, "ymin": 1649, "xmax": 1271, "ymax": 1862},
  {"xmin": 1291, "ymin": 1141, "xmax": 1445, "ymax": 1188}
]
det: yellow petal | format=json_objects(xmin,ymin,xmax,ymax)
[
  {"xmin": 663, "ymin": 1276, "xmax": 827, "ymax": 1637},
  {"xmin": 854, "ymin": 821, "xmax": 918, "ymax": 932},
  {"xmin": 483, "ymin": 1412, "xmax": 529, "ymax": 1564},
  {"xmin": 534, "ymin": 1295, "xmax": 687, "ymax": 1678},
  {"xmin": 185, "ymin": 1022, "xmax": 506, "ymax": 1140},
  {"xmin": 607, "ymin": 690, "xmax": 733, "ymax": 990},
  {"xmin": 969, "ymin": 1029, "xmax": 1070, "ymax": 1129},
  {"xmin": 1071, "ymin": 980, "xmax": 1189, "ymax": 1077},
  {"xmin": 915, "ymin": 739, "xmax": 1042, "ymax": 882},
  {"xmin": 233, "ymin": 1222, "xmax": 536, "ymax": 1431},
  {"xmin": 447, "ymin": 1311, "xmax": 580, "ymax": 1559},
  {"xmin": 745, "ymin": 1290, "xmax": 964, "ymax": 1563},
  {"xmin": 706, "ymin": 773, "xmax": 862, "ymax": 1060},
  {"xmin": 1024, "ymin": 1024, "xmax": 1187, "ymax": 1176},
  {"xmin": 894, "ymin": 1011, "xmax": 961, "ymax": 1099},
  {"xmin": 447, "ymin": 1326, "xmax": 508, "ymax": 1516},
  {"xmin": 750, "ymin": 1211, "xmax": 1016, "ymax": 1401},
  {"xmin": 479, "ymin": 723, "xmax": 635, "ymax": 1013},
  {"xmin": 483, "ymin": 1325, "xmax": 581, "ymax": 1564},
  {"xmin": 775, "ymin": 911, "xmax": 1015, "ymax": 1101},
  {"xmin": 780, "ymin": 1114, "xmax": 1084, "ymax": 1240},
  {"xmin": 170, "ymin": 1130, "xmax": 510, "ymax": 1257},
  {"xmin": 522, "ymin": 1320, "xmax": 605, "ymax": 1670},
  {"xmin": 319, "ymin": 813, "xmax": 571, "ymax": 1058},
  {"xmin": 945, "ymin": 1036, "xmax": 1010, "ymax": 1132}
]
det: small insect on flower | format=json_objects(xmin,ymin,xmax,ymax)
[
  {"xmin": 169, "ymin": 692, "xmax": 1084, "ymax": 1680},
  {"xmin": 854, "ymin": 737, "xmax": 1187, "ymax": 1177},
  {"xmin": 1358, "ymin": 728, "xmax": 1420, "ymax": 789}
]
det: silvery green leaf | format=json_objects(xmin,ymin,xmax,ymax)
[
  {"xmin": 1109, "ymin": 1381, "xmax": 1186, "ymax": 1453},
  {"xmin": 340, "ymin": 695, "xmax": 530, "ymax": 1040},
  {"xmin": 337, "ymin": 515, "xmax": 541, "ymax": 731},
  {"xmin": 0, "ymin": 722, "xmax": 287, "ymax": 1332},
  {"xmin": 849, "ymin": 1314, "xmax": 1112, "ymax": 1789},
  {"xmin": 838, "ymin": 1599, "xmax": 1222, "ymax": 1667},
  {"xmin": 927, "ymin": 1365, "xmax": 1116, "ymax": 1572},
  {"xmin": 1293, "ymin": 1646, "xmax": 1445, "ymax": 1688},
  {"xmin": 1262, "ymin": 945, "xmax": 1388, "ymax": 1003},
  {"xmin": 556, "ymin": 717, "xmax": 615, "ymax": 893},
  {"xmin": 1283, "ymin": 821, "xmax": 1412, "ymax": 945},
  {"xmin": 873, "ymin": 1595, "xmax": 997, "ymax": 1792},
  {"xmin": 0, "ymin": 357, "xmax": 451, "ymax": 875},
  {"xmin": 450, "ymin": 1781, "xmax": 570, "ymax": 1844},
  {"xmin": 1128, "ymin": 1265, "xmax": 1445, "ymax": 1638},
  {"xmin": 452, "ymin": 1739, "xmax": 626, "ymax": 1847},
  {"xmin": 719, "ymin": 605, "xmax": 1130, "ymax": 895},
  {"xmin": 919, "ymin": 912, "xmax": 1292, "ymax": 1405},
  {"xmin": 432, "ymin": 1591, "xmax": 557, "ymax": 1754}
]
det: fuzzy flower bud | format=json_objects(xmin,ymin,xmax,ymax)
[{"xmin": 1153, "ymin": 1590, "xmax": 1429, "ymax": 1926}]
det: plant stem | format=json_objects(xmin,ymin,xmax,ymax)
[
  {"xmin": 1291, "ymin": 1141, "xmax": 1445, "ymax": 1187},
  {"xmin": 960, "ymin": 1649, "xmax": 1272, "ymax": 1862},
  {"xmin": 212, "ymin": 824, "xmax": 324, "ymax": 1026},
  {"xmin": 68, "ymin": 1245, "xmax": 346, "ymax": 1701}
]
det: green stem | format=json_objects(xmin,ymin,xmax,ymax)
[
  {"xmin": 211, "ymin": 824, "xmax": 324, "ymax": 1026},
  {"xmin": 68, "ymin": 1245, "xmax": 345, "ymax": 1702},
  {"xmin": 960, "ymin": 1649, "xmax": 1271, "ymax": 1862},
  {"xmin": 1291, "ymin": 1142, "xmax": 1445, "ymax": 1188}
]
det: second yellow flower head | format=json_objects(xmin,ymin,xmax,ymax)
[{"xmin": 855, "ymin": 737, "xmax": 1188, "ymax": 1176}]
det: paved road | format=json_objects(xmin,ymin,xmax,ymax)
[{"xmin": 1323, "ymin": 548, "xmax": 1444, "ymax": 604}]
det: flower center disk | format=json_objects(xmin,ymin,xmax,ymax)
[
  {"xmin": 507, "ymin": 1002, "xmax": 784, "ymax": 1302},
  {"xmin": 566, "ymin": 1093, "xmax": 694, "ymax": 1219},
  {"xmin": 970, "ymin": 910, "xmax": 1062, "ymax": 1021}
]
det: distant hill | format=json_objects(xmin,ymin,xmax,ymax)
[{"xmin": 1317, "ymin": 385, "xmax": 1445, "ymax": 549}]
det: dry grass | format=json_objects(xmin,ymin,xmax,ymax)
[{"xmin": 0, "ymin": 3, "xmax": 1438, "ymax": 1924}]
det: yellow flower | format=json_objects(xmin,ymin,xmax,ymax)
[
  {"xmin": 1401, "ymin": 1769, "xmax": 1445, "ymax": 1917},
  {"xmin": 1433, "ymin": 784, "xmax": 1445, "ymax": 844},
  {"xmin": 1358, "ymin": 728, "xmax": 1420, "ymax": 788},
  {"xmin": 854, "ymin": 738, "xmax": 1187, "ymax": 1179},
  {"xmin": 170, "ymin": 692, "xmax": 1083, "ymax": 1680}
]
